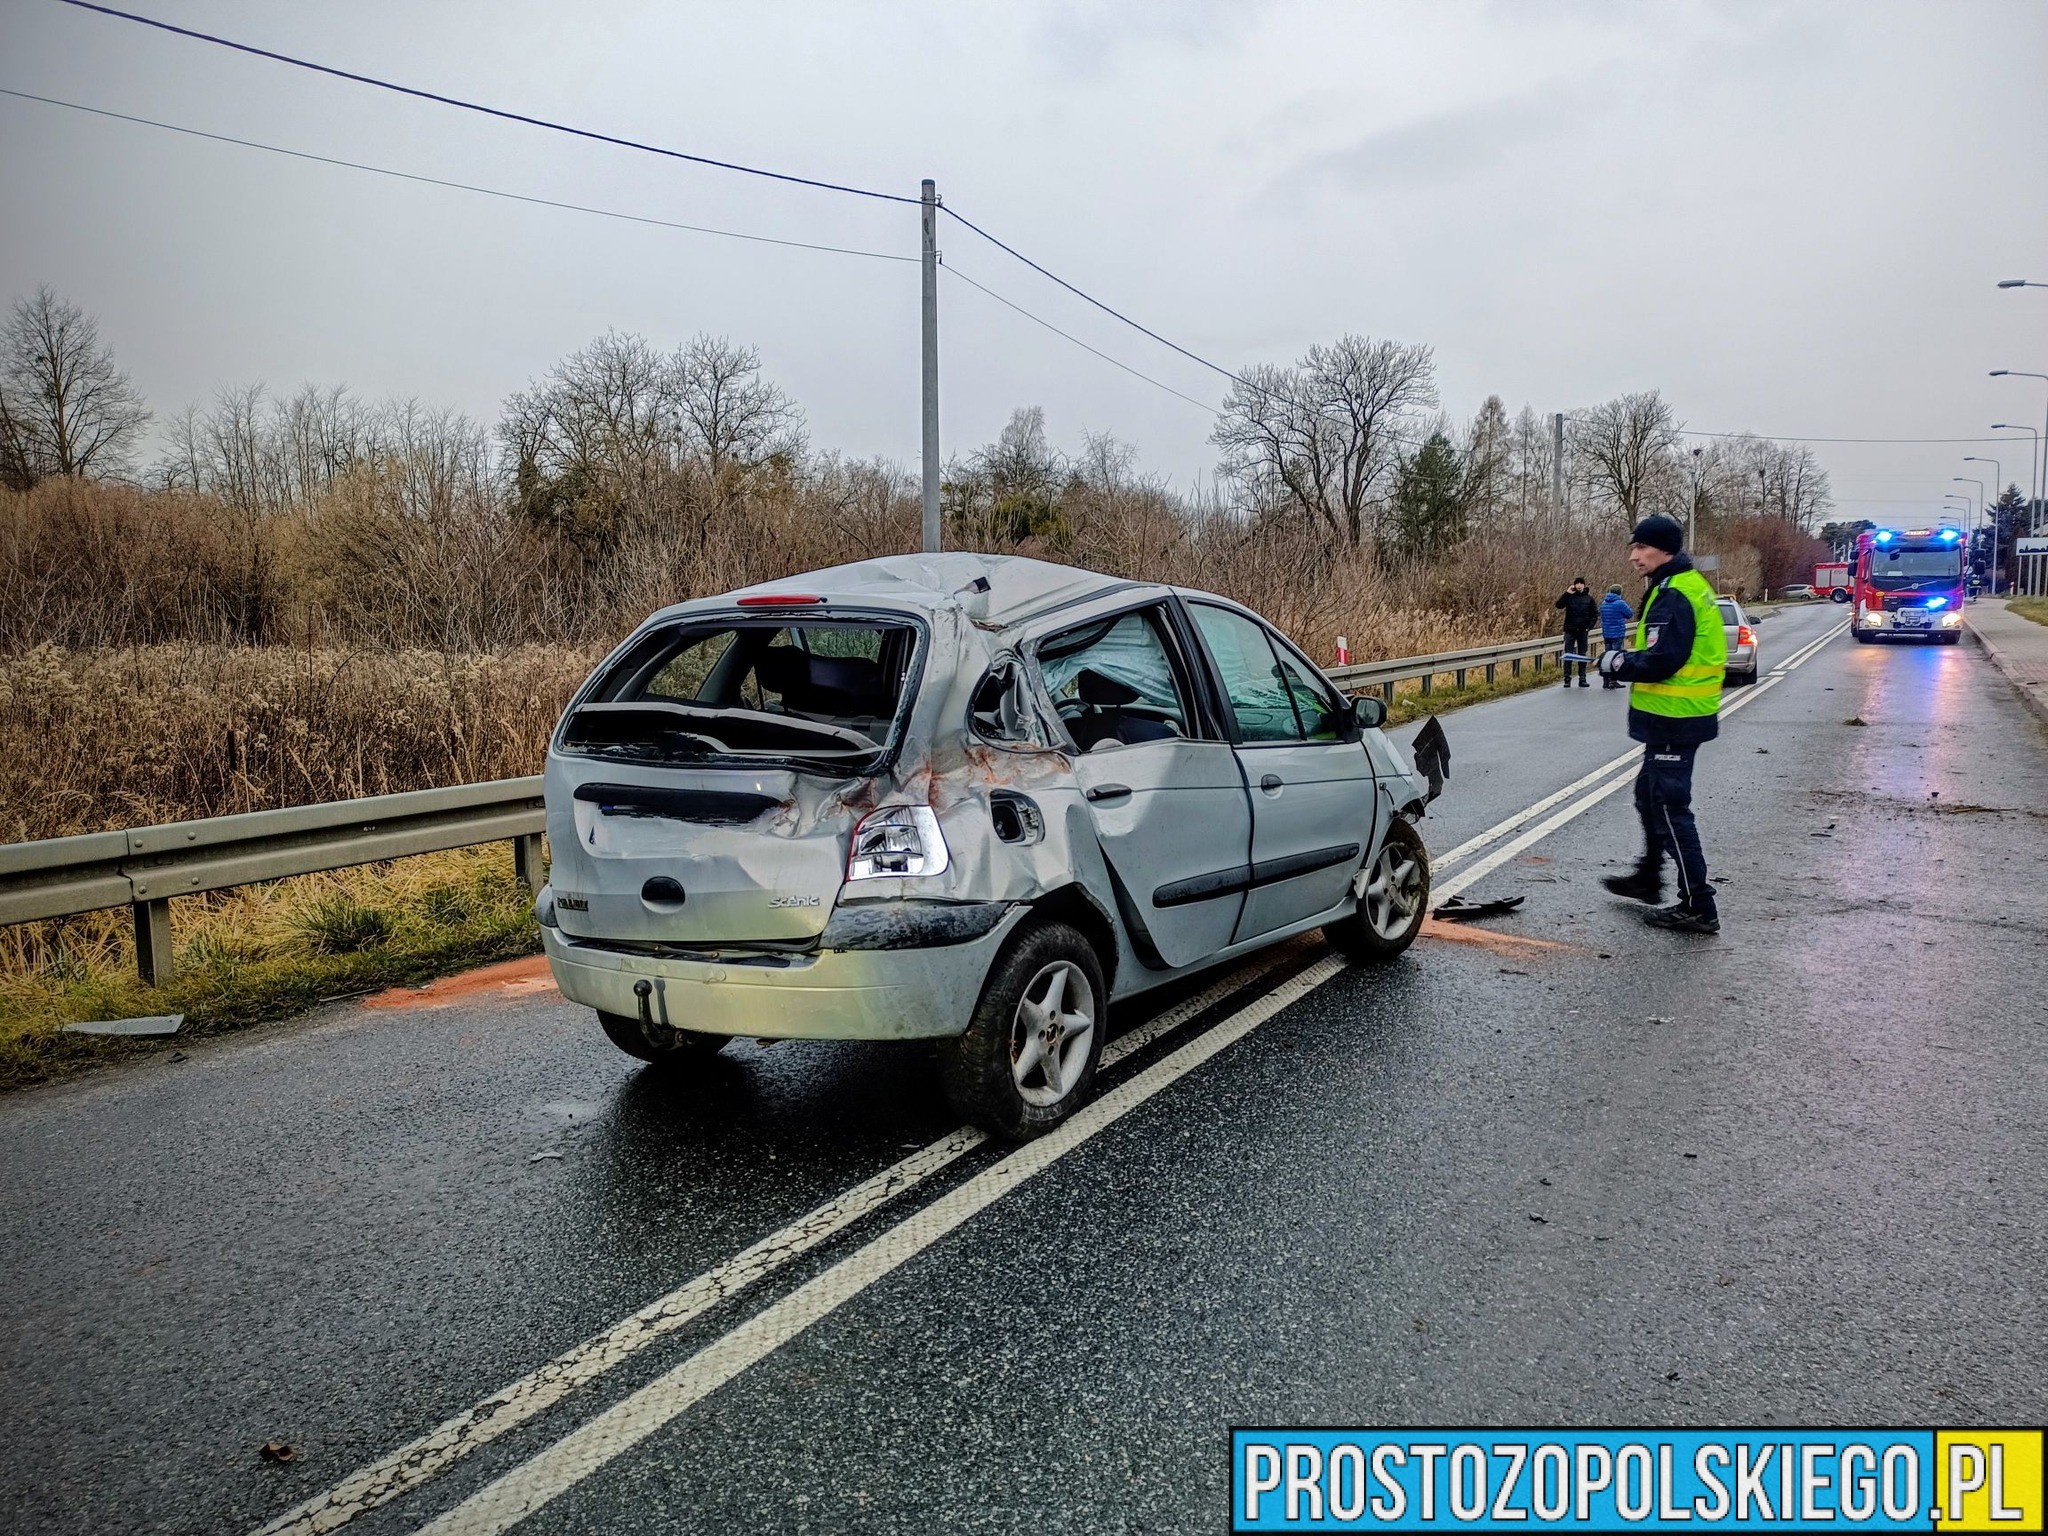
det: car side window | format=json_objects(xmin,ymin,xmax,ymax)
[
  {"xmin": 1036, "ymin": 606, "xmax": 1194, "ymax": 753},
  {"xmin": 1187, "ymin": 603, "xmax": 1303, "ymax": 743},
  {"xmin": 1269, "ymin": 640, "xmax": 1345, "ymax": 742}
]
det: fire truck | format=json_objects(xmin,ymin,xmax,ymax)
[
  {"xmin": 1814, "ymin": 561, "xmax": 1850, "ymax": 599},
  {"xmin": 1846, "ymin": 527, "xmax": 1966, "ymax": 644}
]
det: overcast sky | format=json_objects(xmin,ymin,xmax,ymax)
[{"xmin": 3, "ymin": 0, "xmax": 2046, "ymax": 520}]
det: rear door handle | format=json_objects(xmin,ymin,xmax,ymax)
[
  {"xmin": 1260, "ymin": 774, "xmax": 1284, "ymax": 792},
  {"xmin": 1085, "ymin": 783, "xmax": 1132, "ymax": 803}
]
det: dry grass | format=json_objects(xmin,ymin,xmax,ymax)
[
  {"xmin": 0, "ymin": 846, "xmax": 536, "ymax": 1090},
  {"xmin": 0, "ymin": 643, "xmax": 599, "ymax": 841},
  {"xmin": 2006, "ymin": 596, "xmax": 2048, "ymax": 629}
]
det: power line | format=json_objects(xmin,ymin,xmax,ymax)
[
  {"xmin": 57, "ymin": 0, "xmax": 1315, "ymax": 410},
  {"xmin": 1678, "ymin": 429, "xmax": 2021, "ymax": 444},
  {"xmin": 55, "ymin": 0, "xmax": 917, "ymax": 205},
  {"xmin": 943, "ymin": 264, "xmax": 1221, "ymax": 416},
  {"xmin": 942, "ymin": 204, "xmax": 1256, "ymax": 395},
  {"xmin": 0, "ymin": 88, "xmax": 916, "ymax": 263}
]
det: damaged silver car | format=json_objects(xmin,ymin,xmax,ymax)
[{"xmin": 538, "ymin": 554, "xmax": 1439, "ymax": 1138}]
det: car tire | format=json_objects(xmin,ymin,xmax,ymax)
[
  {"xmin": 1937, "ymin": 632, "xmax": 1961, "ymax": 645},
  {"xmin": 939, "ymin": 920, "xmax": 1106, "ymax": 1141},
  {"xmin": 597, "ymin": 1009, "xmax": 729, "ymax": 1064},
  {"xmin": 1852, "ymin": 629, "xmax": 1875, "ymax": 644},
  {"xmin": 1323, "ymin": 818, "xmax": 1430, "ymax": 965}
]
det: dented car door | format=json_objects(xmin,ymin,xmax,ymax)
[
  {"xmin": 1033, "ymin": 603, "xmax": 1252, "ymax": 970},
  {"xmin": 1184, "ymin": 602, "xmax": 1377, "ymax": 942}
]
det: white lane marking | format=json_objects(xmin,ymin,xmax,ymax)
[
  {"xmin": 411, "ymin": 955, "xmax": 1350, "ymax": 1536},
  {"xmin": 251, "ymin": 951, "xmax": 1291, "ymax": 1536},
  {"xmin": 1430, "ymin": 615, "xmax": 1846, "ymax": 876},
  {"xmin": 1431, "ymin": 748, "xmax": 1642, "ymax": 873},
  {"xmin": 1433, "ymin": 616, "xmax": 1847, "ymax": 901}
]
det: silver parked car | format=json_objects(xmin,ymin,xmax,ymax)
[
  {"xmin": 1718, "ymin": 596, "xmax": 1759, "ymax": 684},
  {"xmin": 538, "ymin": 554, "xmax": 1439, "ymax": 1137}
]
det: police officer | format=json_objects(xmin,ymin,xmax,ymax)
[{"xmin": 1596, "ymin": 514, "xmax": 1727, "ymax": 933}]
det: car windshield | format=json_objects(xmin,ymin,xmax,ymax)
[
  {"xmin": 560, "ymin": 617, "xmax": 920, "ymax": 771},
  {"xmin": 1868, "ymin": 548, "xmax": 1962, "ymax": 589}
]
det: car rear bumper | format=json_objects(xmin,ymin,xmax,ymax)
[
  {"xmin": 1728, "ymin": 645, "xmax": 1757, "ymax": 672},
  {"xmin": 541, "ymin": 909, "xmax": 1025, "ymax": 1040}
]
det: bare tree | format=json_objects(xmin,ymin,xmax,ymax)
[
  {"xmin": 499, "ymin": 330, "xmax": 684, "ymax": 542},
  {"xmin": 674, "ymin": 334, "xmax": 804, "ymax": 481},
  {"xmin": 0, "ymin": 287, "xmax": 151, "ymax": 488},
  {"xmin": 1461, "ymin": 394, "xmax": 1511, "ymax": 524},
  {"xmin": 1212, "ymin": 334, "xmax": 1436, "ymax": 548},
  {"xmin": 1568, "ymin": 389, "xmax": 1679, "ymax": 524}
]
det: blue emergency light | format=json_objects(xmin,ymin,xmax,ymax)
[
  {"xmin": 1875, "ymin": 530, "xmax": 1896, "ymax": 544},
  {"xmin": 1926, "ymin": 597, "xmax": 1948, "ymax": 609},
  {"xmin": 1940, "ymin": 528, "xmax": 1961, "ymax": 542}
]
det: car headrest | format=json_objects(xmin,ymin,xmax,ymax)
[
  {"xmin": 753, "ymin": 647, "xmax": 810, "ymax": 697},
  {"xmin": 805, "ymin": 654, "xmax": 889, "ymax": 716},
  {"xmin": 1075, "ymin": 668, "xmax": 1141, "ymax": 707}
]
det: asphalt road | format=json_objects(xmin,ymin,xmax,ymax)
[{"xmin": 5, "ymin": 599, "xmax": 2045, "ymax": 1535}]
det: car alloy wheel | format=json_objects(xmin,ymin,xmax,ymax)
[
  {"xmin": 1007, "ymin": 959, "xmax": 1097, "ymax": 1109},
  {"xmin": 1363, "ymin": 839, "xmax": 1426, "ymax": 941}
]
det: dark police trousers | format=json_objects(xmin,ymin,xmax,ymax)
[
  {"xmin": 1634, "ymin": 743, "xmax": 1712, "ymax": 910},
  {"xmin": 1563, "ymin": 629, "xmax": 1591, "ymax": 683}
]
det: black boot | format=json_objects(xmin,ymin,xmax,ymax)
[
  {"xmin": 1644, "ymin": 902, "xmax": 1720, "ymax": 935},
  {"xmin": 1603, "ymin": 864, "xmax": 1665, "ymax": 904}
]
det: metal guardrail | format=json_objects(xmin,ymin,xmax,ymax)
[
  {"xmin": 0, "ymin": 633, "xmax": 1573, "ymax": 984},
  {"xmin": 1327, "ymin": 635, "xmax": 1566, "ymax": 701},
  {"xmin": 0, "ymin": 778, "xmax": 544, "ymax": 983}
]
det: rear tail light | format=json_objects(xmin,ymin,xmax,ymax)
[
  {"xmin": 1737, "ymin": 625, "xmax": 1755, "ymax": 646},
  {"xmin": 847, "ymin": 806, "xmax": 951, "ymax": 880},
  {"xmin": 737, "ymin": 593, "xmax": 824, "ymax": 607}
]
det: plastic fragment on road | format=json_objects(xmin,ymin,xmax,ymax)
[
  {"xmin": 1431, "ymin": 894, "xmax": 1525, "ymax": 922},
  {"xmin": 261, "ymin": 1442, "xmax": 296, "ymax": 1464},
  {"xmin": 62, "ymin": 1014, "xmax": 184, "ymax": 1037},
  {"xmin": 1411, "ymin": 714, "xmax": 1451, "ymax": 801}
]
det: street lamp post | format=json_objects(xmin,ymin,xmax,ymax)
[
  {"xmin": 1991, "ymin": 371, "xmax": 2048, "ymax": 595},
  {"xmin": 1963, "ymin": 457, "xmax": 2002, "ymax": 594},
  {"xmin": 1996, "ymin": 425, "xmax": 2045, "ymax": 594},
  {"xmin": 1954, "ymin": 478, "xmax": 1985, "ymax": 597}
]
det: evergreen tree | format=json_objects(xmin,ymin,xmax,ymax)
[{"xmin": 1390, "ymin": 432, "xmax": 1467, "ymax": 559}]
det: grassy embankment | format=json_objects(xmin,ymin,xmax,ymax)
[
  {"xmin": 0, "ymin": 643, "xmax": 593, "ymax": 1090},
  {"xmin": 2006, "ymin": 596, "xmax": 2048, "ymax": 628},
  {"xmin": 0, "ymin": 637, "xmax": 1567, "ymax": 1090}
]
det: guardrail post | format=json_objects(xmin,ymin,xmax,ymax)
[
  {"xmin": 1455, "ymin": 667, "xmax": 1467, "ymax": 689},
  {"xmin": 1420, "ymin": 673, "xmax": 1432, "ymax": 697},
  {"xmin": 134, "ymin": 898, "xmax": 172, "ymax": 985},
  {"xmin": 1511, "ymin": 657, "xmax": 1521, "ymax": 677},
  {"xmin": 1486, "ymin": 662, "xmax": 1496, "ymax": 684},
  {"xmin": 1381, "ymin": 681, "xmax": 1394, "ymax": 705},
  {"xmin": 513, "ymin": 833, "xmax": 546, "ymax": 897}
]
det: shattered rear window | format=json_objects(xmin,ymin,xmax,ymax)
[{"xmin": 562, "ymin": 618, "xmax": 921, "ymax": 771}]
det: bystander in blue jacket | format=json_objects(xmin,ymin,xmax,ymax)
[{"xmin": 1599, "ymin": 586, "xmax": 1634, "ymax": 689}]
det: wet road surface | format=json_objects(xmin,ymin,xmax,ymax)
[{"xmin": 4, "ymin": 601, "xmax": 2045, "ymax": 1534}]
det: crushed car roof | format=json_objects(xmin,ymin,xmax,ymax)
[{"xmin": 720, "ymin": 553, "xmax": 1150, "ymax": 631}]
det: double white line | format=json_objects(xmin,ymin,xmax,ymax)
[
  {"xmin": 256, "ymin": 616, "xmax": 1847, "ymax": 1536},
  {"xmin": 1432, "ymin": 614, "xmax": 1849, "ymax": 899}
]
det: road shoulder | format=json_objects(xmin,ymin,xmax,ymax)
[{"xmin": 1965, "ymin": 598, "xmax": 2048, "ymax": 728}]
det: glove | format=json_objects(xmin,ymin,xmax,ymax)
[{"xmin": 1598, "ymin": 648, "xmax": 1627, "ymax": 677}]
